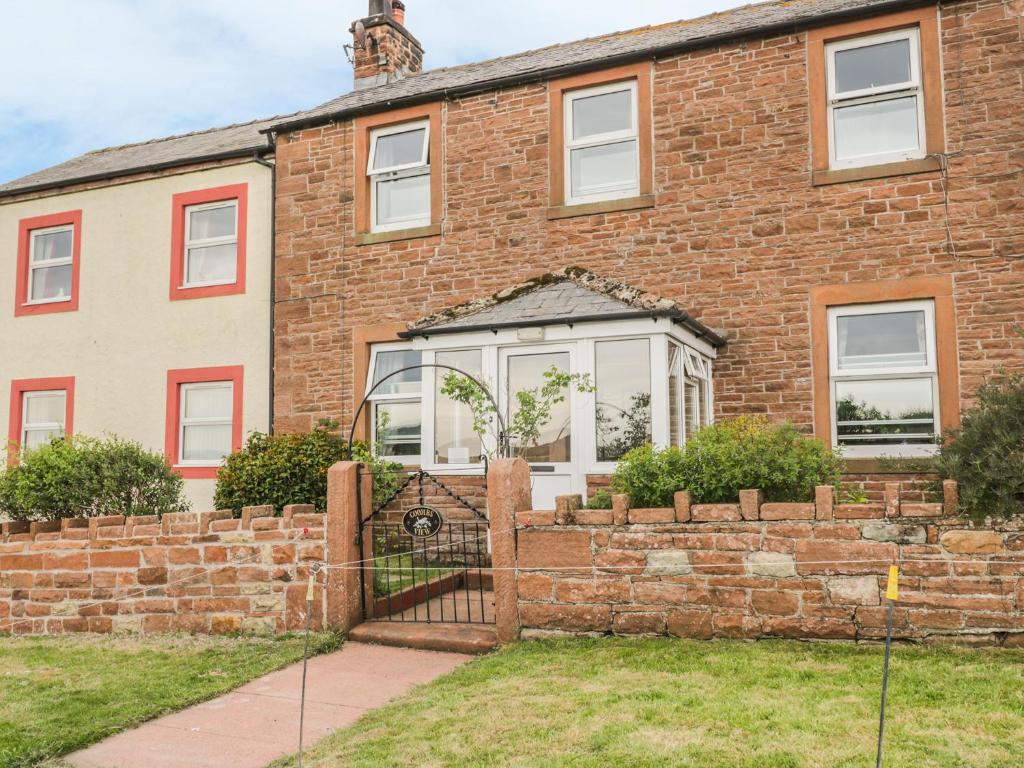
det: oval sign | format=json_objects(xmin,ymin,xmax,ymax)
[{"xmin": 402, "ymin": 505, "xmax": 443, "ymax": 538}]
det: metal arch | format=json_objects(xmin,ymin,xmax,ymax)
[{"xmin": 346, "ymin": 363, "xmax": 509, "ymax": 459}]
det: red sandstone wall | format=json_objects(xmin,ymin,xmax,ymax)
[
  {"xmin": 272, "ymin": 0, "xmax": 1024, "ymax": 441},
  {"xmin": 0, "ymin": 507, "xmax": 326, "ymax": 635},
  {"xmin": 512, "ymin": 488, "xmax": 1024, "ymax": 644}
]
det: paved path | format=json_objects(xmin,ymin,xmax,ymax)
[{"xmin": 67, "ymin": 642, "xmax": 471, "ymax": 768}]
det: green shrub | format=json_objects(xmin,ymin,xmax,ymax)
[
  {"xmin": 934, "ymin": 373, "xmax": 1024, "ymax": 522},
  {"xmin": 609, "ymin": 444, "xmax": 687, "ymax": 508},
  {"xmin": 214, "ymin": 421, "xmax": 401, "ymax": 514},
  {"xmin": 583, "ymin": 488, "xmax": 613, "ymax": 510},
  {"xmin": 610, "ymin": 416, "xmax": 843, "ymax": 507},
  {"xmin": 0, "ymin": 436, "xmax": 188, "ymax": 522}
]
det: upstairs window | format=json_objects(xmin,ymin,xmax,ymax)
[
  {"xmin": 367, "ymin": 348, "xmax": 423, "ymax": 461},
  {"xmin": 564, "ymin": 81, "xmax": 639, "ymax": 205},
  {"xmin": 27, "ymin": 226, "xmax": 74, "ymax": 305},
  {"xmin": 15, "ymin": 211, "xmax": 82, "ymax": 317},
  {"xmin": 183, "ymin": 200, "xmax": 238, "ymax": 288},
  {"xmin": 826, "ymin": 28, "xmax": 924, "ymax": 169},
  {"xmin": 169, "ymin": 184, "xmax": 247, "ymax": 301},
  {"xmin": 368, "ymin": 120, "xmax": 431, "ymax": 233},
  {"xmin": 828, "ymin": 300, "xmax": 938, "ymax": 456}
]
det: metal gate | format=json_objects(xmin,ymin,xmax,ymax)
[{"xmin": 360, "ymin": 470, "xmax": 494, "ymax": 625}]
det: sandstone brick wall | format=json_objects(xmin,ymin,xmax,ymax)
[
  {"xmin": 512, "ymin": 486, "xmax": 1024, "ymax": 645},
  {"xmin": 0, "ymin": 506, "xmax": 326, "ymax": 635},
  {"xmin": 272, "ymin": 0, "xmax": 1023, "ymax": 448}
]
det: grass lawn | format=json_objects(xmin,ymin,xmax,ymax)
[
  {"xmin": 0, "ymin": 632, "xmax": 341, "ymax": 768},
  {"xmin": 275, "ymin": 637, "xmax": 1024, "ymax": 768}
]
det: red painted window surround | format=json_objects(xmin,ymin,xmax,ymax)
[
  {"xmin": 169, "ymin": 184, "xmax": 248, "ymax": 301},
  {"xmin": 164, "ymin": 365, "xmax": 244, "ymax": 479},
  {"xmin": 7, "ymin": 377, "xmax": 76, "ymax": 463},
  {"xmin": 14, "ymin": 210, "xmax": 83, "ymax": 317}
]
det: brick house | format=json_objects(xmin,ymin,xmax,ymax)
[
  {"xmin": 267, "ymin": 0, "xmax": 1022, "ymax": 508},
  {"xmin": 0, "ymin": 123, "xmax": 276, "ymax": 509}
]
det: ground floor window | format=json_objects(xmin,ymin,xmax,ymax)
[
  {"xmin": 164, "ymin": 366, "xmax": 243, "ymax": 478},
  {"xmin": 365, "ymin": 321, "xmax": 715, "ymax": 474},
  {"xmin": 828, "ymin": 299, "xmax": 938, "ymax": 457},
  {"xmin": 7, "ymin": 377, "xmax": 75, "ymax": 457}
]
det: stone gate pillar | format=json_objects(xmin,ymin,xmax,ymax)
[
  {"xmin": 325, "ymin": 461, "xmax": 370, "ymax": 632},
  {"xmin": 486, "ymin": 458, "xmax": 531, "ymax": 645}
]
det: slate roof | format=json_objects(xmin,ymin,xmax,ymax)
[
  {"xmin": 1, "ymin": 0, "xmax": 917, "ymax": 197},
  {"xmin": 270, "ymin": 0, "xmax": 918, "ymax": 133},
  {"xmin": 0, "ymin": 116, "xmax": 280, "ymax": 198},
  {"xmin": 400, "ymin": 268, "xmax": 727, "ymax": 347}
]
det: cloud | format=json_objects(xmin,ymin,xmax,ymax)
[{"xmin": 0, "ymin": 0, "xmax": 752, "ymax": 183}]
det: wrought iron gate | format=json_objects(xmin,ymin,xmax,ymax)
[{"xmin": 359, "ymin": 470, "xmax": 494, "ymax": 625}]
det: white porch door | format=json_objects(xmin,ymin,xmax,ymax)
[{"xmin": 499, "ymin": 344, "xmax": 581, "ymax": 510}]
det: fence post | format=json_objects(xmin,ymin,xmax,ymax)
[
  {"xmin": 325, "ymin": 461, "xmax": 368, "ymax": 632},
  {"xmin": 487, "ymin": 458, "xmax": 530, "ymax": 645}
]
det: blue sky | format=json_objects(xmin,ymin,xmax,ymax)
[{"xmin": 0, "ymin": 0, "xmax": 750, "ymax": 184}]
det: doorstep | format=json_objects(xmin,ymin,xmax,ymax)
[{"xmin": 350, "ymin": 620, "xmax": 498, "ymax": 655}]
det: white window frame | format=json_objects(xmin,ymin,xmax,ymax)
[
  {"xmin": 182, "ymin": 199, "xmax": 239, "ymax": 289},
  {"xmin": 827, "ymin": 299, "xmax": 939, "ymax": 458},
  {"xmin": 366, "ymin": 343, "xmax": 424, "ymax": 463},
  {"xmin": 26, "ymin": 224, "xmax": 74, "ymax": 305},
  {"xmin": 369, "ymin": 320, "xmax": 717, "ymax": 478},
  {"xmin": 825, "ymin": 27, "xmax": 925, "ymax": 170},
  {"xmin": 178, "ymin": 381, "xmax": 234, "ymax": 467},
  {"xmin": 21, "ymin": 390, "xmax": 66, "ymax": 448},
  {"xmin": 429, "ymin": 347, "xmax": 487, "ymax": 468},
  {"xmin": 564, "ymin": 80, "xmax": 640, "ymax": 206},
  {"xmin": 368, "ymin": 120, "xmax": 431, "ymax": 234}
]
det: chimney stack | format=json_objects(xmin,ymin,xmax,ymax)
[{"xmin": 350, "ymin": 0, "xmax": 423, "ymax": 90}]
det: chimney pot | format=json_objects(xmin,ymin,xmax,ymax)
[{"xmin": 391, "ymin": 1, "xmax": 406, "ymax": 26}]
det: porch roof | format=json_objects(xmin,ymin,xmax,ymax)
[{"xmin": 399, "ymin": 268, "xmax": 726, "ymax": 348}]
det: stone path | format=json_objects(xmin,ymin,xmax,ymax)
[{"xmin": 67, "ymin": 642, "xmax": 471, "ymax": 768}]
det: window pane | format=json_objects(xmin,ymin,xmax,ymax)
[
  {"xmin": 834, "ymin": 38, "xmax": 911, "ymax": 94},
  {"xmin": 24, "ymin": 428, "xmax": 61, "ymax": 450},
  {"xmin": 595, "ymin": 339, "xmax": 652, "ymax": 461},
  {"xmin": 188, "ymin": 204, "xmax": 235, "ymax": 240},
  {"xmin": 25, "ymin": 393, "xmax": 65, "ymax": 425},
  {"xmin": 835, "ymin": 378, "xmax": 935, "ymax": 444},
  {"xmin": 508, "ymin": 352, "xmax": 571, "ymax": 462},
  {"xmin": 376, "ymin": 173, "xmax": 430, "ymax": 226},
  {"xmin": 837, "ymin": 310, "xmax": 927, "ymax": 370},
  {"xmin": 685, "ymin": 380, "xmax": 700, "ymax": 436},
  {"xmin": 32, "ymin": 229, "xmax": 73, "ymax": 262},
  {"xmin": 372, "ymin": 127, "xmax": 427, "ymax": 169},
  {"xmin": 184, "ymin": 384, "xmax": 232, "ymax": 419},
  {"xmin": 572, "ymin": 88, "xmax": 633, "ymax": 140},
  {"xmin": 435, "ymin": 349, "xmax": 483, "ymax": 464},
  {"xmin": 186, "ymin": 243, "xmax": 237, "ymax": 284},
  {"xmin": 834, "ymin": 96, "xmax": 919, "ymax": 162},
  {"xmin": 668, "ymin": 344, "xmax": 683, "ymax": 447},
  {"xmin": 372, "ymin": 350, "xmax": 422, "ymax": 395},
  {"xmin": 30, "ymin": 264, "xmax": 72, "ymax": 301},
  {"xmin": 375, "ymin": 401, "xmax": 421, "ymax": 457},
  {"xmin": 570, "ymin": 140, "xmax": 638, "ymax": 198},
  {"xmin": 182, "ymin": 424, "xmax": 232, "ymax": 461}
]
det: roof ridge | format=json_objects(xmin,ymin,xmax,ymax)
[
  {"xmin": 304, "ymin": 0, "xmax": 793, "ymax": 105},
  {"xmin": 79, "ymin": 113, "xmax": 291, "ymax": 157}
]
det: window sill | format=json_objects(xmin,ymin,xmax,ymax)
[
  {"xmin": 173, "ymin": 464, "xmax": 222, "ymax": 480},
  {"xmin": 170, "ymin": 282, "xmax": 245, "ymax": 301},
  {"xmin": 842, "ymin": 457, "xmax": 937, "ymax": 475},
  {"xmin": 356, "ymin": 223, "xmax": 442, "ymax": 246},
  {"xmin": 547, "ymin": 194, "xmax": 655, "ymax": 221},
  {"xmin": 812, "ymin": 157, "xmax": 941, "ymax": 186}
]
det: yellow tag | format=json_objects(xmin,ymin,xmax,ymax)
[
  {"xmin": 886, "ymin": 565, "xmax": 899, "ymax": 602},
  {"xmin": 305, "ymin": 576, "xmax": 316, "ymax": 602}
]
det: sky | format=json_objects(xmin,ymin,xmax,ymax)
[{"xmin": 0, "ymin": 0, "xmax": 754, "ymax": 184}]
